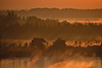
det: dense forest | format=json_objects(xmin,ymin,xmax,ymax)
[{"xmin": 0, "ymin": 11, "xmax": 102, "ymax": 40}]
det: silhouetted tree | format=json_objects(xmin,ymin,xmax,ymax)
[
  {"xmin": 49, "ymin": 38, "xmax": 67, "ymax": 52},
  {"xmin": 30, "ymin": 38, "xmax": 47, "ymax": 50}
]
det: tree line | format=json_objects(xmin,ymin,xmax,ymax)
[{"xmin": 0, "ymin": 11, "xmax": 102, "ymax": 40}]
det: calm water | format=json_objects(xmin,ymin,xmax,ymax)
[{"xmin": 0, "ymin": 57, "xmax": 102, "ymax": 68}]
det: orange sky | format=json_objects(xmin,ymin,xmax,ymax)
[{"xmin": 0, "ymin": 0, "xmax": 102, "ymax": 9}]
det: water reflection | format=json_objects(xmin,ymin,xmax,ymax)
[{"xmin": 0, "ymin": 57, "xmax": 102, "ymax": 68}]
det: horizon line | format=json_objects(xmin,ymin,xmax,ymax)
[{"xmin": 0, "ymin": 7, "xmax": 102, "ymax": 11}]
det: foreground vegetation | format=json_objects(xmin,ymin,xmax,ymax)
[{"xmin": 0, "ymin": 38, "xmax": 102, "ymax": 60}]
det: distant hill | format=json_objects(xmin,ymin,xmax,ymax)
[
  {"xmin": 16, "ymin": 8, "xmax": 102, "ymax": 19},
  {"xmin": 0, "ymin": 8, "xmax": 102, "ymax": 19}
]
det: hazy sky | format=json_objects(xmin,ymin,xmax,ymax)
[{"xmin": 0, "ymin": 0, "xmax": 102, "ymax": 9}]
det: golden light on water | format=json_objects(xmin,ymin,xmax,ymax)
[{"xmin": 0, "ymin": 57, "xmax": 102, "ymax": 68}]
